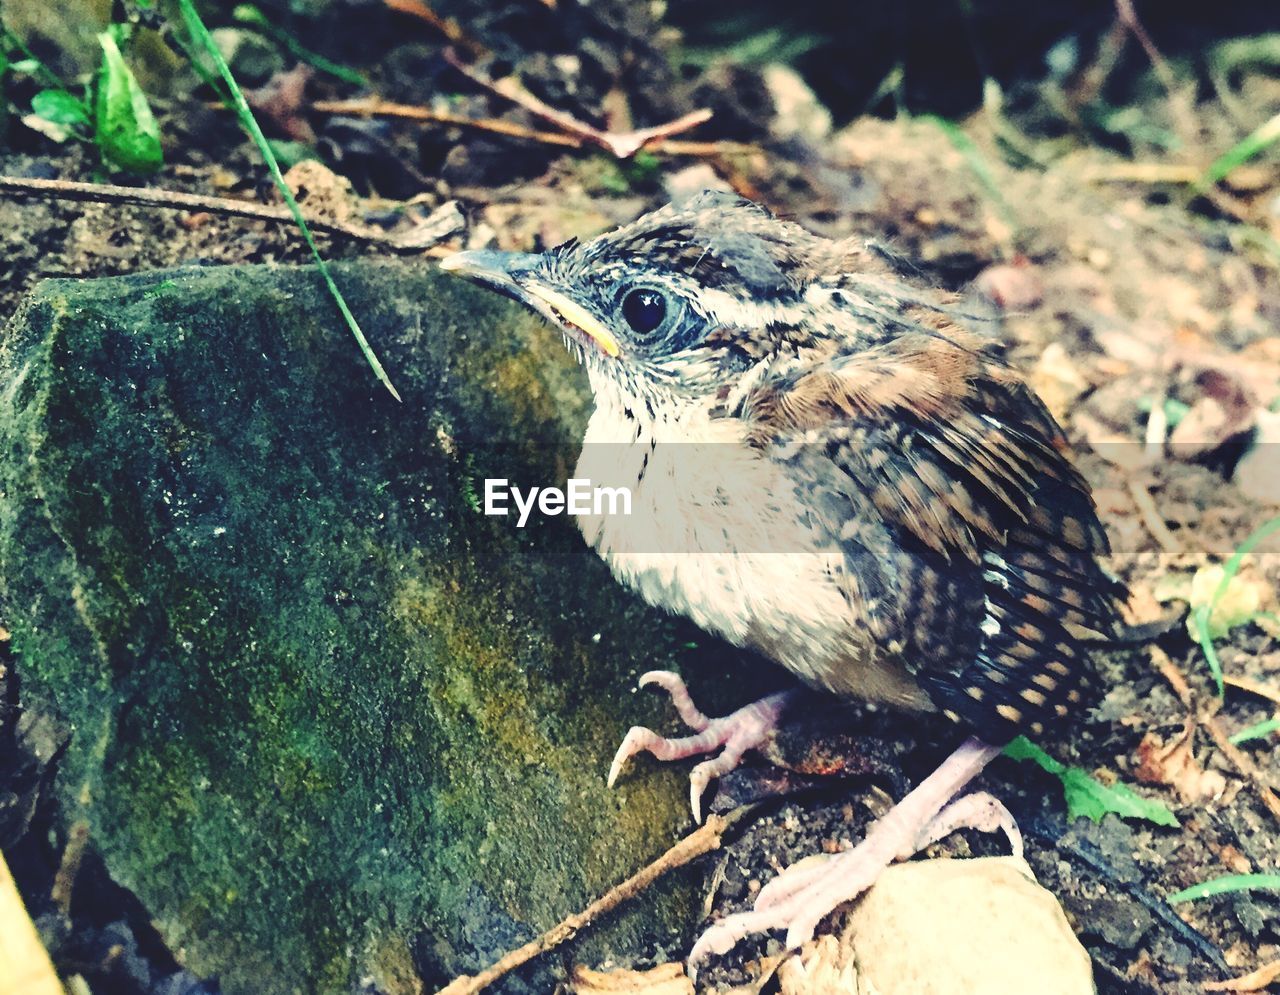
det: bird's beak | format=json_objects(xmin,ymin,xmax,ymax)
[{"xmin": 439, "ymin": 249, "xmax": 621, "ymax": 359}]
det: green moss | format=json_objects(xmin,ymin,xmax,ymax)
[{"xmin": 0, "ymin": 261, "xmax": 730, "ymax": 994}]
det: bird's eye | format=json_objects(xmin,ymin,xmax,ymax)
[{"xmin": 620, "ymin": 288, "xmax": 668, "ymax": 335}]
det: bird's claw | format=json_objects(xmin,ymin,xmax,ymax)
[{"xmin": 606, "ymin": 671, "xmax": 792, "ymax": 822}]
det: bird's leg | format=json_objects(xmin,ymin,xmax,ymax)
[
  {"xmin": 688, "ymin": 736, "xmax": 1005, "ymax": 972},
  {"xmin": 608, "ymin": 670, "xmax": 795, "ymax": 822}
]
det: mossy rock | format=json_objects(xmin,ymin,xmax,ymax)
[{"xmin": 0, "ymin": 261, "xmax": 752, "ymax": 993}]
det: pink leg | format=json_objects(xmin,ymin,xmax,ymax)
[
  {"xmin": 688, "ymin": 737, "xmax": 1005, "ymax": 974},
  {"xmin": 608, "ymin": 671, "xmax": 794, "ymax": 823}
]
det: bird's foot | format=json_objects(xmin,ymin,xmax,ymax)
[
  {"xmin": 913, "ymin": 789, "xmax": 1023, "ymax": 858},
  {"xmin": 607, "ymin": 670, "xmax": 794, "ymax": 822},
  {"xmin": 687, "ymin": 737, "xmax": 1010, "ymax": 975}
]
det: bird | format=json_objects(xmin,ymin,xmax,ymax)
[{"xmin": 439, "ymin": 191, "xmax": 1117, "ymax": 969}]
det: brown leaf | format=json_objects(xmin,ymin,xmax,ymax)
[{"xmin": 1134, "ymin": 720, "xmax": 1227, "ymax": 803}]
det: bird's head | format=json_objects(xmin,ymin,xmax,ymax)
[{"xmin": 440, "ymin": 192, "xmax": 844, "ymax": 417}]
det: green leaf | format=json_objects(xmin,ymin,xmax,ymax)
[
  {"xmin": 1168, "ymin": 873, "xmax": 1280, "ymax": 904},
  {"xmin": 32, "ymin": 88, "xmax": 90, "ymax": 126},
  {"xmin": 94, "ymin": 30, "xmax": 163, "ymax": 174},
  {"xmin": 1003, "ymin": 736, "xmax": 1179, "ymax": 828}
]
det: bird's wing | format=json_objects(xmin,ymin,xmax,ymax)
[{"xmin": 744, "ymin": 329, "xmax": 1116, "ymax": 741}]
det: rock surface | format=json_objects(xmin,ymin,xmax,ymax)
[{"xmin": 0, "ymin": 261, "xmax": 751, "ymax": 994}]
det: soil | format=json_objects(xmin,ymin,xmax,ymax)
[{"xmin": 1, "ymin": 2, "xmax": 1278, "ymax": 993}]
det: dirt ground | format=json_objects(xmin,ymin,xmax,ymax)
[{"xmin": 1, "ymin": 2, "xmax": 1279, "ymax": 993}]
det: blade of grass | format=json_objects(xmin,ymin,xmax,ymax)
[
  {"xmin": 0, "ymin": 27, "xmax": 67, "ymax": 90},
  {"xmin": 175, "ymin": 0, "xmax": 400, "ymax": 401},
  {"xmin": 1230, "ymin": 717, "xmax": 1280, "ymax": 745},
  {"xmin": 1199, "ymin": 111, "xmax": 1280, "ymax": 191},
  {"xmin": 232, "ymin": 4, "xmax": 369, "ymax": 87},
  {"xmin": 1168, "ymin": 873, "xmax": 1280, "ymax": 904},
  {"xmin": 1195, "ymin": 516, "xmax": 1280, "ymax": 696}
]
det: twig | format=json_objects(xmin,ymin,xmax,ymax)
[
  {"xmin": 1113, "ymin": 0, "xmax": 1179, "ymax": 99},
  {"xmin": 443, "ymin": 49, "xmax": 713, "ymax": 159},
  {"xmin": 435, "ymin": 814, "xmax": 735, "ymax": 995},
  {"xmin": 313, "ymin": 97, "xmax": 582, "ymax": 148},
  {"xmin": 0, "ymin": 175, "xmax": 457, "ymax": 253},
  {"xmin": 312, "ymin": 98, "xmax": 759, "ymax": 159},
  {"xmin": 1150, "ymin": 645, "xmax": 1194, "ymax": 710},
  {"xmin": 382, "ymin": 0, "xmax": 488, "ymax": 60},
  {"xmin": 1126, "ymin": 477, "xmax": 1183, "ymax": 555},
  {"xmin": 1201, "ymin": 706, "xmax": 1280, "ymax": 824},
  {"xmin": 1113, "ymin": 0, "xmax": 1199, "ymax": 151}
]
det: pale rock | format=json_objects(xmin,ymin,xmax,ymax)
[
  {"xmin": 1029, "ymin": 342, "xmax": 1089, "ymax": 423},
  {"xmin": 779, "ymin": 857, "xmax": 1093, "ymax": 995},
  {"xmin": 849, "ymin": 857, "xmax": 1093, "ymax": 995},
  {"xmin": 663, "ymin": 164, "xmax": 733, "ymax": 202},
  {"xmin": 763, "ymin": 64, "xmax": 833, "ymax": 143}
]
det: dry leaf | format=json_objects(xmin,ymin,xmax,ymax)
[
  {"xmin": 1134, "ymin": 721, "xmax": 1227, "ymax": 803},
  {"xmin": 775, "ymin": 934, "xmax": 858, "ymax": 995}
]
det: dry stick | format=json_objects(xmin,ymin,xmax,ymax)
[
  {"xmin": 1126, "ymin": 476, "xmax": 1183, "ymax": 555},
  {"xmin": 312, "ymin": 97, "xmax": 758, "ymax": 159},
  {"xmin": 1201, "ymin": 707, "xmax": 1280, "ymax": 824},
  {"xmin": 435, "ymin": 814, "xmax": 734, "ymax": 995},
  {"xmin": 314, "ymin": 98, "xmax": 758, "ymax": 162},
  {"xmin": 0, "ymin": 175, "xmax": 434, "ymax": 253},
  {"xmin": 1113, "ymin": 0, "xmax": 1202, "ymax": 168},
  {"xmin": 443, "ymin": 48, "xmax": 714, "ymax": 159},
  {"xmin": 1150, "ymin": 645, "xmax": 1193, "ymax": 710},
  {"xmin": 313, "ymin": 97, "xmax": 583, "ymax": 148},
  {"xmin": 1112, "ymin": 0, "xmax": 1180, "ymax": 103},
  {"xmin": 1149, "ymin": 647, "xmax": 1280, "ymax": 824}
]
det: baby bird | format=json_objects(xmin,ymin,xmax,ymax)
[{"xmin": 441, "ymin": 192, "xmax": 1115, "ymax": 968}]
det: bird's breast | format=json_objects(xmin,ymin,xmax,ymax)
[{"xmin": 572, "ymin": 404, "xmax": 931, "ymax": 710}]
